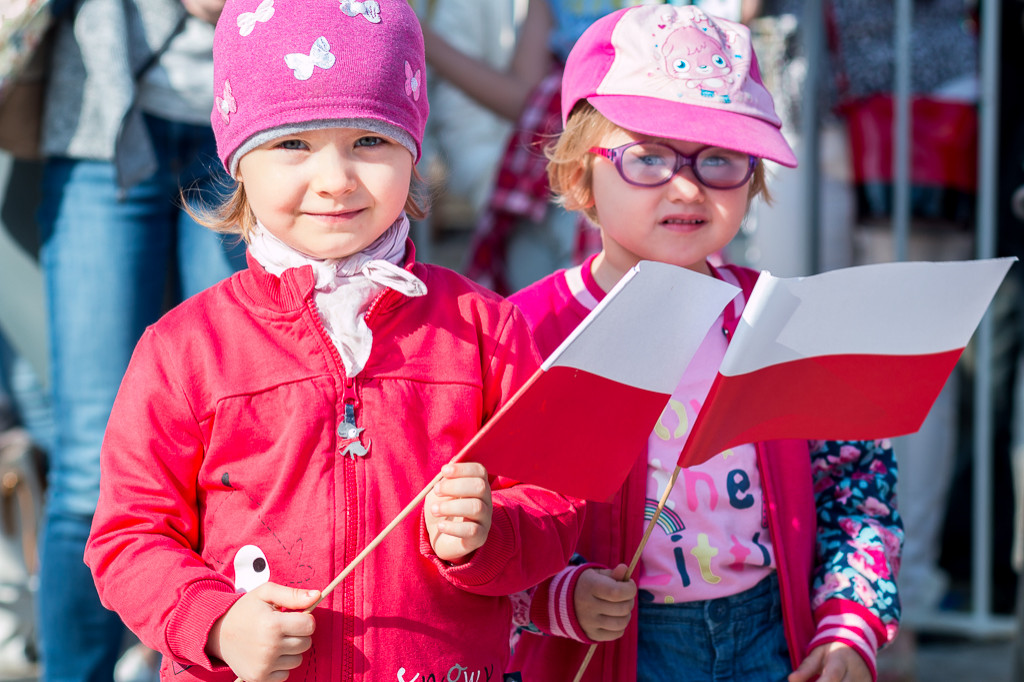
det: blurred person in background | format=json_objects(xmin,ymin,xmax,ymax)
[
  {"xmin": 827, "ymin": 2, "xmax": 980, "ymax": 680},
  {"xmin": 34, "ymin": 1, "xmax": 244, "ymax": 681}
]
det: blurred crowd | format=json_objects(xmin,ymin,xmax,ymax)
[{"xmin": 0, "ymin": 1, "xmax": 1021, "ymax": 682}]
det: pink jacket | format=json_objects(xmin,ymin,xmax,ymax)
[
  {"xmin": 507, "ymin": 261, "xmax": 901, "ymax": 682},
  {"xmin": 85, "ymin": 245, "xmax": 584, "ymax": 682}
]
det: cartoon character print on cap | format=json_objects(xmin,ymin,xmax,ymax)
[
  {"xmin": 340, "ymin": 0, "xmax": 381, "ymax": 23},
  {"xmin": 653, "ymin": 8, "xmax": 747, "ymax": 104},
  {"xmin": 237, "ymin": 0, "xmax": 274, "ymax": 36},
  {"xmin": 660, "ymin": 13, "xmax": 741, "ymax": 102},
  {"xmin": 596, "ymin": 5, "xmax": 776, "ymax": 119},
  {"xmin": 285, "ymin": 36, "xmax": 336, "ymax": 81}
]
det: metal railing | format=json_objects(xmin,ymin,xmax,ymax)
[{"xmin": 798, "ymin": 0, "xmax": 1014, "ymax": 639}]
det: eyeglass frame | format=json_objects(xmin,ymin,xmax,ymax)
[{"xmin": 588, "ymin": 141, "xmax": 758, "ymax": 190}]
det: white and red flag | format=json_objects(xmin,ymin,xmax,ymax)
[
  {"xmin": 459, "ymin": 261, "xmax": 740, "ymax": 501},
  {"xmin": 313, "ymin": 261, "xmax": 737, "ymax": 599},
  {"xmin": 678, "ymin": 257, "xmax": 1015, "ymax": 468}
]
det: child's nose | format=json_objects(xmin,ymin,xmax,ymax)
[
  {"xmin": 665, "ymin": 166, "xmax": 705, "ymax": 201},
  {"xmin": 311, "ymin": 147, "xmax": 358, "ymax": 195}
]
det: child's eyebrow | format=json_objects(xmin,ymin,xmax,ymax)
[{"xmin": 648, "ymin": 136, "xmax": 707, "ymax": 150}]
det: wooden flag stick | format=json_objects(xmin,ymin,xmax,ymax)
[
  {"xmin": 571, "ymin": 465, "xmax": 682, "ymax": 682},
  {"xmin": 306, "ymin": 468, "xmax": 445, "ymax": 611},
  {"xmin": 307, "ymin": 441, "xmax": 485, "ymax": 609}
]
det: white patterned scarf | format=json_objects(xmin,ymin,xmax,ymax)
[{"xmin": 248, "ymin": 214, "xmax": 427, "ymax": 376}]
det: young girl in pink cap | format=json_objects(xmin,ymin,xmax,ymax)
[
  {"xmin": 83, "ymin": 2, "xmax": 582, "ymax": 681},
  {"xmin": 507, "ymin": 6, "xmax": 901, "ymax": 682}
]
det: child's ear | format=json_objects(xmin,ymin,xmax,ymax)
[{"xmin": 564, "ymin": 162, "xmax": 595, "ymax": 211}]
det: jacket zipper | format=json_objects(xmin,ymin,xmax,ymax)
[
  {"xmin": 306, "ymin": 282, "xmax": 398, "ymax": 682},
  {"xmin": 343, "ymin": 378, "xmax": 357, "ymax": 425},
  {"xmin": 335, "ymin": 287, "xmax": 393, "ymax": 458},
  {"xmin": 300, "ymin": 294, "xmax": 359, "ymax": 681}
]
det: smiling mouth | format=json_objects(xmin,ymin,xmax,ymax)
[
  {"xmin": 309, "ymin": 209, "xmax": 363, "ymax": 219},
  {"xmin": 661, "ymin": 217, "xmax": 706, "ymax": 226}
]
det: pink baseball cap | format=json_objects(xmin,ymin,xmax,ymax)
[
  {"xmin": 212, "ymin": 0, "xmax": 429, "ymax": 175},
  {"xmin": 562, "ymin": 5, "xmax": 797, "ymax": 168}
]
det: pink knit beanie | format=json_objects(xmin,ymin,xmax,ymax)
[{"xmin": 212, "ymin": 0, "xmax": 429, "ymax": 175}]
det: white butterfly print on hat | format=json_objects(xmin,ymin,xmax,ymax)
[
  {"xmin": 284, "ymin": 36, "xmax": 336, "ymax": 81},
  {"xmin": 215, "ymin": 80, "xmax": 236, "ymax": 123},
  {"xmin": 237, "ymin": 0, "xmax": 274, "ymax": 36},
  {"xmin": 339, "ymin": 0, "xmax": 381, "ymax": 23},
  {"xmin": 404, "ymin": 61, "xmax": 420, "ymax": 101}
]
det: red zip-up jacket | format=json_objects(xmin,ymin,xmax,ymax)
[{"xmin": 85, "ymin": 244, "xmax": 584, "ymax": 682}]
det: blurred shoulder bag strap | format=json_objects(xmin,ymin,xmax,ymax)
[{"xmin": 0, "ymin": 0, "xmax": 77, "ymax": 159}]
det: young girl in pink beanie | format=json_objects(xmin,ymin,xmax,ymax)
[{"xmin": 83, "ymin": 2, "xmax": 582, "ymax": 681}]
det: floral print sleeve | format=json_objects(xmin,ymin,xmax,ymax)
[
  {"xmin": 808, "ymin": 439, "xmax": 903, "ymax": 676},
  {"xmin": 510, "ymin": 555, "xmax": 601, "ymax": 648}
]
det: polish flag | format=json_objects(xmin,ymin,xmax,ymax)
[
  {"xmin": 458, "ymin": 261, "xmax": 740, "ymax": 501},
  {"xmin": 678, "ymin": 258, "xmax": 1015, "ymax": 468}
]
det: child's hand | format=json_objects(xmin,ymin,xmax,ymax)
[
  {"xmin": 789, "ymin": 642, "xmax": 871, "ymax": 682},
  {"xmin": 207, "ymin": 582, "xmax": 320, "ymax": 682},
  {"xmin": 574, "ymin": 564, "xmax": 637, "ymax": 642},
  {"xmin": 424, "ymin": 462, "xmax": 492, "ymax": 563}
]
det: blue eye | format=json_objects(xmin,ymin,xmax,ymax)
[
  {"xmin": 672, "ymin": 59, "xmax": 690, "ymax": 74},
  {"xmin": 276, "ymin": 138, "xmax": 307, "ymax": 150},
  {"xmin": 637, "ymin": 154, "xmax": 668, "ymax": 167},
  {"xmin": 700, "ymin": 154, "xmax": 730, "ymax": 168},
  {"xmin": 712, "ymin": 54, "xmax": 726, "ymax": 68},
  {"xmin": 355, "ymin": 136, "xmax": 385, "ymax": 148},
  {"xmin": 699, "ymin": 148, "xmax": 745, "ymax": 167}
]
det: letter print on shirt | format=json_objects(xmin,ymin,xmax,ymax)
[{"xmin": 638, "ymin": 315, "xmax": 774, "ymax": 603}]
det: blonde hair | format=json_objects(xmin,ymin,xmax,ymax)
[
  {"xmin": 185, "ymin": 167, "xmax": 429, "ymax": 242},
  {"xmin": 546, "ymin": 101, "xmax": 772, "ymax": 225}
]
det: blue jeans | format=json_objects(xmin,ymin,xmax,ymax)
[
  {"xmin": 637, "ymin": 574, "xmax": 791, "ymax": 682},
  {"xmin": 0, "ymin": 333, "xmax": 55, "ymax": 453},
  {"xmin": 36, "ymin": 114, "xmax": 245, "ymax": 682}
]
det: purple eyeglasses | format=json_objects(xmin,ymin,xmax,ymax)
[{"xmin": 589, "ymin": 141, "xmax": 757, "ymax": 190}]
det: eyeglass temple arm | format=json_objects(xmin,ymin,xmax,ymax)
[{"xmin": 588, "ymin": 147, "xmax": 617, "ymax": 161}]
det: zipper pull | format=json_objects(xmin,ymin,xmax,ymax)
[
  {"xmin": 342, "ymin": 402, "xmax": 357, "ymax": 430},
  {"xmin": 338, "ymin": 381, "xmax": 370, "ymax": 458}
]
